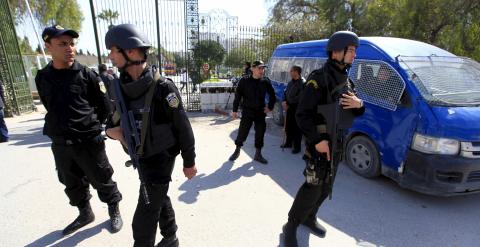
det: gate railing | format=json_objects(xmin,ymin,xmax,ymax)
[{"xmin": 0, "ymin": 0, "xmax": 34, "ymax": 117}]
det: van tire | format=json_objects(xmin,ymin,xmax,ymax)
[
  {"xmin": 346, "ymin": 136, "xmax": 381, "ymax": 178},
  {"xmin": 272, "ymin": 102, "xmax": 284, "ymax": 126}
]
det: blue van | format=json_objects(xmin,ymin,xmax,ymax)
[{"xmin": 267, "ymin": 37, "xmax": 480, "ymax": 196}]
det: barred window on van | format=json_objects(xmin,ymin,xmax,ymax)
[
  {"xmin": 291, "ymin": 58, "xmax": 325, "ymax": 79},
  {"xmin": 269, "ymin": 58, "xmax": 292, "ymax": 83},
  {"xmin": 350, "ymin": 60, "xmax": 406, "ymax": 111}
]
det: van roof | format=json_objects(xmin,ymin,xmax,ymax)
[{"xmin": 274, "ymin": 37, "xmax": 455, "ymax": 60}]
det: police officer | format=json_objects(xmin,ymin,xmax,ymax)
[
  {"xmin": 229, "ymin": 60, "xmax": 276, "ymax": 164},
  {"xmin": 98, "ymin": 63, "xmax": 115, "ymax": 92},
  {"xmin": 281, "ymin": 66, "xmax": 304, "ymax": 154},
  {"xmin": 242, "ymin": 61, "xmax": 252, "ymax": 77},
  {"xmin": 99, "ymin": 63, "xmax": 116, "ymax": 109},
  {"xmin": 35, "ymin": 25, "xmax": 123, "ymax": 235},
  {"xmin": 282, "ymin": 31, "xmax": 365, "ymax": 247},
  {"xmin": 104, "ymin": 24, "xmax": 197, "ymax": 247},
  {"xmin": 0, "ymin": 78, "xmax": 8, "ymax": 143}
]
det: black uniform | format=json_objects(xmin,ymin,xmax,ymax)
[
  {"xmin": 100, "ymin": 72, "xmax": 116, "ymax": 109},
  {"xmin": 232, "ymin": 75, "xmax": 276, "ymax": 149},
  {"xmin": 0, "ymin": 79, "xmax": 8, "ymax": 142},
  {"xmin": 35, "ymin": 61, "xmax": 122, "ymax": 208},
  {"xmin": 283, "ymin": 78, "xmax": 304, "ymax": 150},
  {"xmin": 109, "ymin": 66, "xmax": 196, "ymax": 247},
  {"xmin": 288, "ymin": 59, "xmax": 364, "ymax": 224},
  {"xmin": 100, "ymin": 72, "xmax": 115, "ymax": 93}
]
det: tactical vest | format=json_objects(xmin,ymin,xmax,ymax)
[{"xmin": 119, "ymin": 68, "xmax": 178, "ymax": 158}]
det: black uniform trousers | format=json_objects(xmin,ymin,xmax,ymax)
[
  {"xmin": 132, "ymin": 152, "xmax": 178, "ymax": 247},
  {"xmin": 284, "ymin": 105, "xmax": 302, "ymax": 150},
  {"xmin": 235, "ymin": 109, "xmax": 266, "ymax": 149},
  {"xmin": 51, "ymin": 136, "xmax": 122, "ymax": 207},
  {"xmin": 288, "ymin": 155, "xmax": 330, "ymax": 223},
  {"xmin": 0, "ymin": 108, "xmax": 8, "ymax": 142}
]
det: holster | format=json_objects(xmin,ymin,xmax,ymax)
[{"xmin": 303, "ymin": 147, "xmax": 330, "ymax": 186}]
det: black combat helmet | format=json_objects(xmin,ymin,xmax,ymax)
[
  {"xmin": 326, "ymin": 31, "xmax": 359, "ymax": 52},
  {"xmin": 105, "ymin": 24, "xmax": 151, "ymax": 50},
  {"xmin": 104, "ymin": 24, "xmax": 151, "ymax": 69}
]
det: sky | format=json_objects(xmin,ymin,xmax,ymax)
[{"xmin": 16, "ymin": 0, "xmax": 276, "ymax": 55}]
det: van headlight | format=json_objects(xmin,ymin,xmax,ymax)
[{"xmin": 412, "ymin": 133, "xmax": 460, "ymax": 155}]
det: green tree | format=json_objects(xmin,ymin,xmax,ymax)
[
  {"xmin": 192, "ymin": 40, "xmax": 225, "ymax": 68},
  {"xmin": 18, "ymin": 36, "xmax": 34, "ymax": 54},
  {"xmin": 97, "ymin": 9, "xmax": 119, "ymax": 28},
  {"xmin": 10, "ymin": 0, "xmax": 83, "ymax": 31},
  {"xmin": 224, "ymin": 46, "xmax": 256, "ymax": 68},
  {"xmin": 192, "ymin": 40, "xmax": 225, "ymax": 81},
  {"xmin": 268, "ymin": 0, "xmax": 480, "ymax": 61},
  {"xmin": 173, "ymin": 52, "xmax": 187, "ymax": 70}
]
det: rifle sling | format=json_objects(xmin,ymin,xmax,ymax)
[{"xmin": 137, "ymin": 71, "xmax": 162, "ymax": 156}]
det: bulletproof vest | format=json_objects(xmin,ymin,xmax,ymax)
[
  {"xmin": 120, "ymin": 67, "xmax": 177, "ymax": 158},
  {"xmin": 316, "ymin": 66, "xmax": 356, "ymax": 136}
]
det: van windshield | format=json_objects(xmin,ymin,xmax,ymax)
[{"xmin": 400, "ymin": 56, "xmax": 480, "ymax": 106}]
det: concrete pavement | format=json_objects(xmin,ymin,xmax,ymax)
[{"xmin": 1, "ymin": 111, "xmax": 479, "ymax": 247}]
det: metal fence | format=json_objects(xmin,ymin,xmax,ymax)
[
  {"xmin": 89, "ymin": 0, "xmax": 316, "ymax": 111},
  {"xmin": 0, "ymin": 0, "xmax": 34, "ymax": 117}
]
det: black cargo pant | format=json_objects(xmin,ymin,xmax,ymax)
[
  {"xmin": 285, "ymin": 105, "xmax": 302, "ymax": 149},
  {"xmin": 288, "ymin": 149, "xmax": 330, "ymax": 223},
  {"xmin": 234, "ymin": 109, "xmax": 267, "ymax": 149},
  {"xmin": 132, "ymin": 151, "xmax": 178, "ymax": 247},
  {"xmin": 51, "ymin": 136, "xmax": 122, "ymax": 207}
]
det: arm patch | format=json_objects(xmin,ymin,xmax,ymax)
[{"xmin": 306, "ymin": 79, "xmax": 319, "ymax": 89}]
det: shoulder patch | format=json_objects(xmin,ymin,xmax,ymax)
[
  {"xmin": 166, "ymin": 92, "xmax": 179, "ymax": 108},
  {"xmin": 98, "ymin": 80, "xmax": 107, "ymax": 94},
  {"xmin": 306, "ymin": 80, "xmax": 318, "ymax": 89}
]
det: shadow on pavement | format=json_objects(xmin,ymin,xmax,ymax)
[
  {"xmin": 8, "ymin": 127, "xmax": 51, "ymax": 148},
  {"xmin": 25, "ymin": 220, "xmax": 110, "ymax": 247},
  {"xmin": 180, "ymin": 116, "xmax": 480, "ymax": 247},
  {"xmin": 19, "ymin": 117, "xmax": 44, "ymax": 124},
  {"xmin": 209, "ymin": 116, "xmax": 234, "ymax": 126}
]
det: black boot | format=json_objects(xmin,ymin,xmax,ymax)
[
  {"xmin": 108, "ymin": 202, "xmax": 123, "ymax": 233},
  {"xmin": 229, "ymin": 146, "xmax": 241, "ymax": 161},
  {"xmin": 156, "ymin": 234, "xmax": 179, "ymax": 247},
  {"xmin": 292, "ymin": 147, "xmax": 301, "ymax": 154},
  {"xmin": 283, "ymin": 220, "xmax": 299, "ymax": 247},
  {"xmin": 302, "ymin": 217, "xmax": 326, "ymax": 238},
  {"xmin": 280, "ymin": 143, "xmax": 292, "ymax": 148},
  {"xmin": 254, "ymin": 148, "xmax": 268, "ymax": 164},
  {"xmin": 62, "ymin": 202, "xmax": 95, "ymax": 235}
]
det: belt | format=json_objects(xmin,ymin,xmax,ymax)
[{"xmin": 51, "ymin": 135, "xmax": 103, "ymax": 145}]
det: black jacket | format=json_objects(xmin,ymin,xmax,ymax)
[
  {"xmin": 233, "ymin": 75, "xmax": 276, "ymax": 113},
  {"xmin": 296, "ymin": 59, "xmax": 365, "ymax": 146},
  {"xmin": 284, "ymin": 78, "xmax": 304, "ymax": 105},
  {"xmin": 109, "ymin": 66, "xmax": 196, "ymax": 168},
  {"xmin": 35, "ymin": 61, "xmax": 111, "ymax": 139},
  {"xmin": 0, "ymin": 79, "xmax": 5, "ymax": 109}
]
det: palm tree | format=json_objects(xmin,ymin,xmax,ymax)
[{"xmin": 97, "ymin": 9, "xmax": 119, "ymax": 28}]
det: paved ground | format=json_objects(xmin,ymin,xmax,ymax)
[{"xmin": 1, "ymin": 110, "xmax": 480, "ymax": 247}]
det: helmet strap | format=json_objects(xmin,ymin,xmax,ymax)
[
  {"xmin": 118, "ymin": 48, "xmax": 147, "ymax": 72},
  {"xmin": 332, "ymin": 47, "xmax": 351, "ymax": 69}
]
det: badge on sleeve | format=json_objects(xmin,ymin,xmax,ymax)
[
  {"xmin": 98, "ymin": 80, "xmax": 107, "ymax": 94},
  {"xmin": 306, "ymin": 79, "xmax": 318, "ymax": 89},
  {"xmin": 166, "ymin": 92, "xmax": 179, "ymax": 108}
]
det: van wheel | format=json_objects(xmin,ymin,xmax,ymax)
[
  {"xmin": 346, "ymin": 136, "xmax": 381, "ymax": 178},
  {"xmin": 272, "ymin": 102, "xmax": 284, "ymax": 126}
]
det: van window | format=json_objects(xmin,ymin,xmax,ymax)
[
  {"xmin": 293, "ymin": 58, "xmax": 325, "ymax": 79},
  {"xmin": 400, "ymin": 56, "xmax": 480, "ymax": 106},
  {"xmin": 269, "ymin": 57, "xmax": 327, "ymax": 83},
  {"xmin": 350, "ymin": 60, "xmax": 406, "ymax": 111},
  {"xmin": 269, "ymin": 57, "xmax": 292, "ymax": 83}
]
